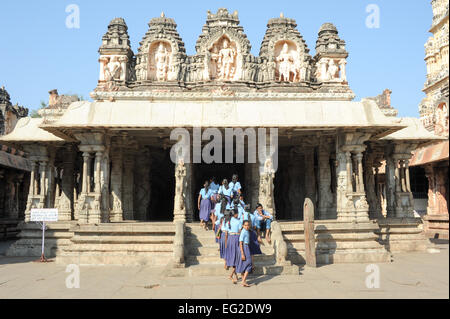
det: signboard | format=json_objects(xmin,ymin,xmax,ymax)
[{"xmin": 30, "ymin": 209, "xmax": 59, "ymax": 222}]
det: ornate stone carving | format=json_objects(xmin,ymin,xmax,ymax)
[
  {"xmin": 151, "ymin": 42, "xmax": 172, "ymax": 81},
  {"xmin": 97, "ymin": 18, "xmax": 134, "ymax": 87},
  {"xmin": 135, "ymin": 13, "xmax": 186, "ymax": 82},
  {"xmin": 173, "ymin": 159, "xmax": 187, "ymax": 222},
  {"xmin": 314, "ymin": 23, "xmax": 348, "ymax": 84},
  {"xmin": 208, "ymin": 36, "xmax": 239, "ymax": 81},
  {"xmin": 260, "ymin": 13, "xmax": 312, "ymax": 83}
]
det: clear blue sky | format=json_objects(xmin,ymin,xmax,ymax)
[{"xmin": 0, "ymin": 0, "xmax": 432, "ymax": 117}]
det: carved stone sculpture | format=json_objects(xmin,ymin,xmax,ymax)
[
  {"xmin": 154, "ymin": 43, "xmax": 171, "ymax": 81},
  {"xmin": 276, "ymin": 43, "xmax": 298, "ymax": 82},
  {"xmin": 216, "ymin": 38, "xmax": 237, "ymax": 80}
]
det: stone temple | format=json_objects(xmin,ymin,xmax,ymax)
[{"xmin": 0, "ymin": 9, "xmax": 444, "ymax": 273}]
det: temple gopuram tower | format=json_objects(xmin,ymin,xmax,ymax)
[{"xmin": 411, "ymin": 0, "xmax": 449, "ymax": 239}]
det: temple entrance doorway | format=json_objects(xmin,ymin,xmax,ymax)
[
  {"xmin": 147, "ymin": 148, "xmax": 175, "ymax": 221},
  {"xmin": 192, "ymin": 163, "xmax": 246, "ymax": 222}
]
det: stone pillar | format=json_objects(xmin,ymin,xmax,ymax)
[
  {"xmin": 46, "ymin": 153, "xmax": 56, "ymax": 209},
  {"xmin": 81, "ymin": 152, "xmax": 90, "ymax": 194},
  {"xmin": 394, "ymin": 158, "xmax": 401, "ymax": 193},
  {"xmin": 185, "ymin": 162, "xmax": 194, "ymax": 223},
  {"xmin": 304, "ymin": 146, "xmax": 316, "ymax": 207},
  {"xmin": 122, "ymin": 152, "xmax": 134, "ymax": 220},
  {"xmin": 259, "ymin": 155, "xmax": 276, "ymax": 219},
  {"xmin": 94, "ymin": 151, "xmax": 102, "ymax": 194},
  {"xmin": 250, "ymin": 162, "xmax": 260, "ymax": 210},
  {"xmin": 173, "ymin": 159, "xmax": 187, "ymax": 223},
  {"xmin": 336, "ymin": 132, "xmax": 371, "ymax": 222},
  {"xmin": 345, "ymin": 151, "xmax": 353, "ymax": 193},
  {"xmin": 365, "ymin": 152, "xmax": 382, "ymax": 219},
  {"xmin": 287, "ymin": 149, "xmax": 303, "ymax": 220},
  {"xmin": 39, "ymin": 160, "xmax": 47, "ymax": 199},
  {"xmin": 110, "ymin": 148, "xmax": 124, "ymax": 222},
  {"xmin": 58, "ymin": 146, "xmax": 75, "ymax": 221},
  {"xmin": 5, "ymin": 175, "xmax": 18, "ymax": 219},
  {"xmin": 356, "ymin": 152, "xmax": 364, "ymax": 193},
  {"xmin": 318, "ymin": 143, "xmax": 333, "ymax": 219},
  {"xmin": 405, "ymin": 160, "xmax": 411, "ymax": 192},
  {"xmin": 385, "ymin": 152, "xmax": 396, "ymax": 218},
  {"xmin": 134, "ymin": 148, "xmax": 151, "ymax": 221},
  {"xmin": 25, "ymin": 161, "xmax": 37, "ymax": 222}
]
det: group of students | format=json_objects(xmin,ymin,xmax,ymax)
[{"xmin": 197, "ymin": 174, "xmax": 274, "ymax": 287}]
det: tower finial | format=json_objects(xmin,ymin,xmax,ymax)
[
  {"xmin": 280, "ymin": 12, "xmax": 284, "ymax": 18},
  {"xmin": 161, "ymin": 11, "xmax": 165, "ymax": 18}
]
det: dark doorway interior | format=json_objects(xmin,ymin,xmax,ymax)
[
  {"xmin": 148, "ymin": 149, "xmax": 175, "ymax": 221},
  {"xmin": 192, "ymin": 163, "xmax": 245, "ymax": 221}
]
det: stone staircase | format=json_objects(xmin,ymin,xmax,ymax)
[
  {"xmin": 183, "ymin": 223, "xmax": 299, "ymax": 276},
  {"xmin": 55, "ymin": 222, "xmax": 175, "ymax": 266},
  {"xmin": 280, "ymin": 220, "xmax": 391, "ymax": 265}
]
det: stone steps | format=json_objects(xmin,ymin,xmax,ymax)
[
  {"xmin": 186, "ymin": 263, "xmax": 300, "ymax": 277},
  {"xmin": 63, "ymin": 243, "xmax": 173, "ymax": 252},
  {"xmin": 182, "ymin": 224, "xmax": 290, "ymax": 277},
  {"xmin": 279, "ymin": 221, "xmax": 391, "ymax": 265},
  {"xmin": 71, "ymin": 235, "xmax": 174, "ymax": 244}
]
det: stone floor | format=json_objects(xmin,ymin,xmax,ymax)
[{"xmin": 0, "ymin": 240, "xmax": 448, "ymax": 299}]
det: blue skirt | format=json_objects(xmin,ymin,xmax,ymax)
[
  {"xmin": 236, "ymin": 244, "xmax": 252, "ymax": 274},
  {"xmin": 225, "ymin": 234, "xmax": 240, "ymax": 267},
  {"xmin": 199, "ymin": 198, "xmax": 212, "ymax": 222},
  {"xmin": 249, "ymin": 230, "xmax": 262, "ymax": 255},
  {"xmin": 220, "ymin": 231, "xmax": 228, "ymax": 259}
]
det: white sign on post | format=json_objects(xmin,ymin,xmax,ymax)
[
  {"xmin": 30, "ymin": 209, "xmax": 58, "ymax": 262},
  {"xmin": 30, "ymin": 209, "xmax": 59, "ymax": 222}
]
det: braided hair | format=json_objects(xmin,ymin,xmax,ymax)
[
  {"xmin": 224, "ymin": 209, "xmax": 233, "ymax": 228},
  {"xmin": 220, "ymin": 197, "xmax": 228, "ymax": 216}
]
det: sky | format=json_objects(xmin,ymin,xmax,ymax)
[{"xmin": 0, "ymin": 0, "xmax": 433, "ymax": 117}]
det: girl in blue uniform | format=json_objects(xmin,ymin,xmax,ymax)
[
  {"xmin": 211, "ymin": 194, "xmax": 223, "ymax": 233},
  {"xmin": 218, "ymin": 179, "xmax": 233, "ymax": 204},
  {"xmin": 246, "ymin": 205, "xmax": 262, "ymax": 258},
  {"xmin": 253, "ymin": 203, "xmax": 273, "ymax": 244},
  {"xmin": 197, "ymin": 181, "xmax": 213, "ymax": 230},
  {"xmin": 239, "ymin": 194, "xmax": 246, "ymax": 207},
  {"xmin": 229, "ymin": 174, "xmax": 242, "ymax": 199},
  {"xmin": 231, "ymin": 197, "xmax": 245, "ymax": 220},
  {"xmin": 225, "ymin": 208, "xmax": 243, "ymax": 284},
  {"xmin": 237, "ymin": 220, "xmax": 252, "ymax": 287},
  {"xmin": 209, "ymin": 177, "xmax": 220, "ymax": 197},
  {"xmin": 220, "ymin": 209, "xmax": 231, "ymax": 269}
]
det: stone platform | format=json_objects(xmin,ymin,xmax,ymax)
[
  {"xmin": 377, "ymin": 217, "xmax": 431, "ymax": 252},
  {"xmin": 279, "ymin": 220, "xmax": 392, "ymax": 265},
  {"xmin": 6, "ymin": 221, "xmax": 74, "ymax": 257},
  {"xmin": 5, "ymin": 218, "xmax": 434, "ymax": 271},
  {"xmin": 423, "ymin": 214, "xmax": 449, "ymax": 240}
]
